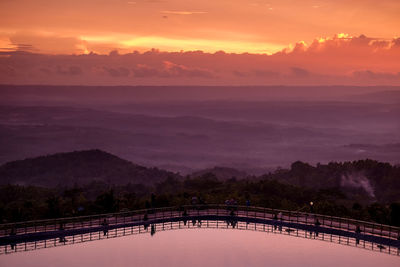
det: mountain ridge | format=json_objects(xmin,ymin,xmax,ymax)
[{"xmin": 0, "ymin": 149, "xmax": 179, "ymax": 187}]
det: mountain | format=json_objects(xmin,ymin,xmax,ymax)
[
  {"xmin": 191, "ymin": 167, "xmax": 248, "ymax": 180},
  {"xmin": 347, "ymin": 90, "xmax": 400, "ymax": 104},
  {"xmin": 0, "ymin": 149, "xmax": 179, "ymax": 187}
]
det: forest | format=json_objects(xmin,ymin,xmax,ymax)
[{"xmin": 0, "ymin": 150, "xmax": 399, "ymax": 226}]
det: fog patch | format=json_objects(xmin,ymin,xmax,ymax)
[{"xmin": 340, "ymin": 172, "xmax": 375, "ymax": 198}]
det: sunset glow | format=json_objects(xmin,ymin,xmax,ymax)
[
  {"xmin": 1, "ymin": 0, "xmax": 399, "ymax": 54},
  {"xmin": 0, "ymin": 0, "xmax": 399, "ymax": 85}
]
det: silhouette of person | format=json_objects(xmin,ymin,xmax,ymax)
[{"xmin": 102, "ymin": 219, "xmax": 109, "ymax": 235}]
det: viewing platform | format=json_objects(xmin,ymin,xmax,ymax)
[{"xmin": 1, "ymin": 205, "xmax": 399, "ymax": 255}]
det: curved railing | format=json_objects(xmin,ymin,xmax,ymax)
[{"xmin": 0, "ymin": 204, "xmax": 399, "ymax": 255}]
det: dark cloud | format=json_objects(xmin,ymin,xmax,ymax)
[
  {"xmin": 232, "ymin": 69, "xmax": 280, "ymax": 78},
  {"xmin": 131, "ymin": 62, "xmax": 215, "ymax": 78},
  {"xmin": 352, "ymin": 70, "xmax": 400, "ymax": 80},
  {"xmin": 0, "ymin": 65, "xmax": 16, "ymax": 76},
  {"xmin": 290, "ymin": 67, "xmax": 309, "ymax": 77},
  {"xmin": 103, "ymin": 67, "xmax": 130, "ymax": 77},
  {"xmin": 132, "ymin": 64, "xmax": 160, "ymax": 77},
  {"xmin": 251, "ymin": 69, "xmax": 280, "ymax": 78},
  {"xmin": 162, "ymin": 61, "xmax": 215, "ymax": 78},
  {"xmin": 56, "ymin": 66, "xmax": 83, "ymax": 75},
  {"xmin": 392, "ymin": 38, "xmax": 400, "ymax": 48}
]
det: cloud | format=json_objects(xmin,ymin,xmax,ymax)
[
  {"xmin": 8, "ymin": 32, "xmax": 87, "ymax": 54},
  {"xmin": 290, "ymin": 67, "xmax": 309, "ymax": 77},
  {"xmin": 232, "ymin": 69, "xmax": 280, "ymax": 78},
  {"xmin": 0, "ymin": 34, "xmax": 399, "ymax": 85},
  {"xmin": 132, "ymin": 64, "xmax": 160, "ymax": 77},
  {"xmin": 131, "ymin": 62, "xmax": 215, "ymax": 78},
  {"xmin": 161, "ymin": 11, "xmax": 207, "ymax": 15},
  {"xmin": 0, "ymin": 65, "xmax": 16, "ymax": 76},
  {"xmin": 56, "ymin": 66, "xmax": 83, "ymax": 75},
  {"xmin": 352, "ymin": 70, "xmax": 400, "ymax": 80},
  {"xmin": 162, "ymin": 61, "xmax": 215, "ymax": 78},
  {"xmin": 282, "ymin": 34, "xmax": 400, "ymax": 56},
  {"xmin": 103, "ymin": 67, "xmax": 130, "ymax": 77}
]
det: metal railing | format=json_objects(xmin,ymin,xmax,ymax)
[
  {"xmin": 1, "ymin": 219, "xmax": 399, "ymax": 256},
  {"xmin": 0, "ymin": 204, "xmax": 399, "ymax": 241}
]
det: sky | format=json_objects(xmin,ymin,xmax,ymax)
[{"xmin": 0, "ymin": 0, "xmax": 399, "ymax": 85}]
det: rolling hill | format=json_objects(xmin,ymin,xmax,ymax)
[{"xmin": 0, "ymin": 149, "xmax": 179, "ymax": 187}]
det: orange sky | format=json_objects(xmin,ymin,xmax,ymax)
[
  {"xmin": 1, "ymin": 0, "xmax": 399, "ymax": 54},
  {"xmin": 0, "ymin": 0, "xmax": 399, "ymax": 85}
]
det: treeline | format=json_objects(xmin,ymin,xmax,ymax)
[
  {"xmin": 0, "ymin": 175, "xmax": 399, "ymax": 226},
  {"xmin": 265, "ymin": 159, "xmax": 400, "ymax": 203}
]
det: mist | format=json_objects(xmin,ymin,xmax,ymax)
[
  {"xmin": 0, "ymin": 85, "xmax": 399, "ymax": 174},
  {"xmin": 340, "ymin": 172, "xmax": 376, "ymax": 198}
]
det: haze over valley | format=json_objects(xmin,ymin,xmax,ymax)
[{"xmin": 1, "ymin": 85, "xmax": 399, "ymax": 174}]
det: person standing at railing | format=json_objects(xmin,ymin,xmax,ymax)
[
  {"xmin": 355, "ymin": 225, "xmax": 362, "ymax": 244},
  {"xmin": 314, "ymin": 218, "xmax": 321, "ymax": 237},
  {"xmin": 101, "ymin": 219, "xmax": 109, "ymax": 236}
]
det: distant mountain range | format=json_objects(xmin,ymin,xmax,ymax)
[
  {"xmin": 190, "ymin": 166, "xmax": 249, "ymax": 180},
  {"xmin": 0, "ymin": 102, "xmax": 399, "ymax": 173},
  {"xmin": 1, "ymin": 150, "xmax": 399, "ymax": 203},
  {"xmin": 0, "ymin": 149, "xmax": 179, "ymax": 187}
]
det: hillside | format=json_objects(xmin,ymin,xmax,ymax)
[
  {"xmin": 0, "ymin": 149, "xmax": 179, "ymax": 187},
  {"xmin": 266, "ymin": 160, "xmax": 400, "ymax": 203},
  {"xmin": 191, "ymin": 167, "xmax": 248, "ymax": 180}
]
